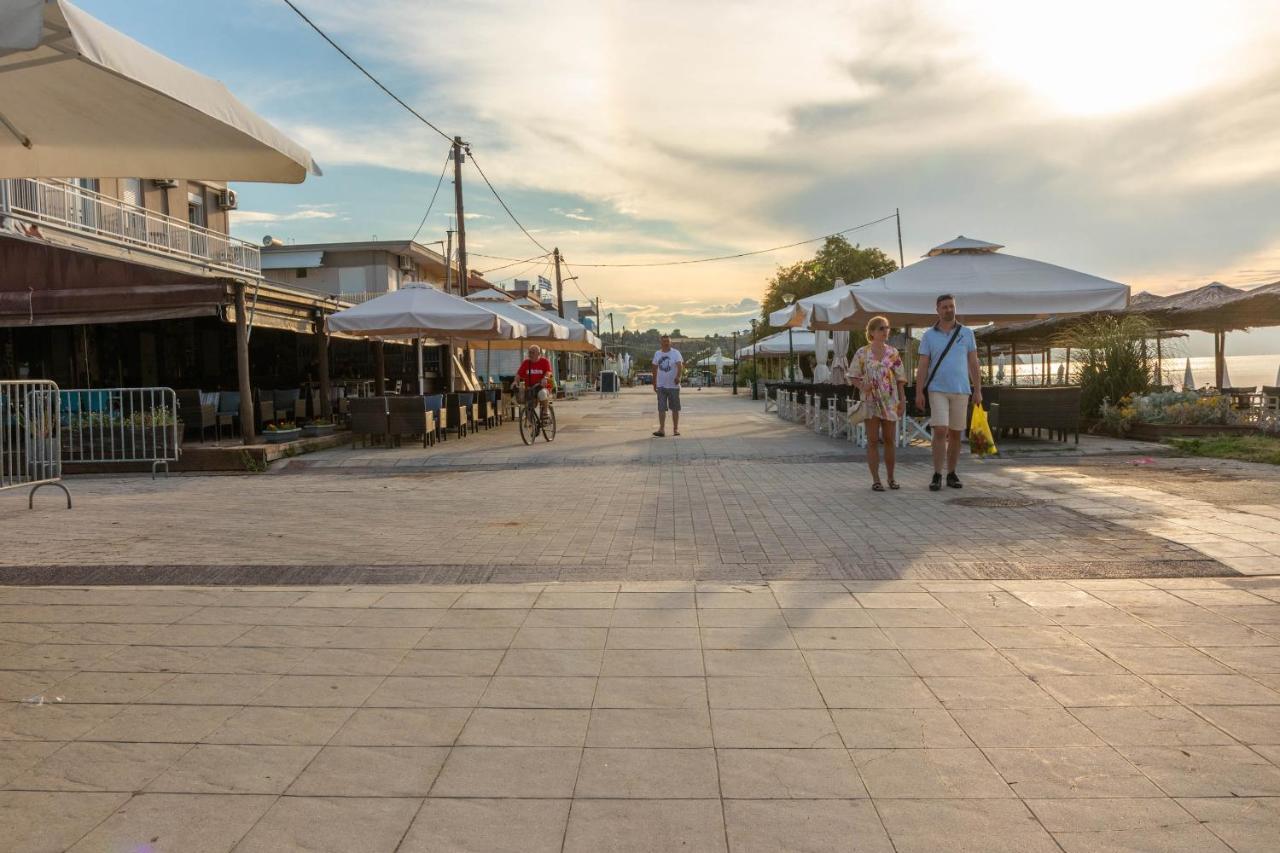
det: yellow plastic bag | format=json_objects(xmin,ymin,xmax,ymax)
[{"xmin": 969, "ymin": 404, "xmax": 998, "ymax": 456}]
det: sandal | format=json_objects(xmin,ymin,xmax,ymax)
[
  {"xmin": 872, "ymin": 482, "xmax": 885, "ymax": 492},
  {"xmin": 889, "ymin": 481, "xmax": 900, "ymax": 490}
]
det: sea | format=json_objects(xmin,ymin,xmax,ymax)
[{"xmin": 993, "ymin": 354, "xmax": 1280, "ymax": 389}]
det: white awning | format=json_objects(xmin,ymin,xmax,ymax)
[
  {"xmin": 260, "ymin": 250, "xmax": 324, "ymax": 270},
  {"xmin": 0, "ymin": 0, "xmax": 320, "ymax": 182}
]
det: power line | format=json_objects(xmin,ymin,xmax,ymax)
[
  {"xmin": 558, "ymin": 257, "xmax": 593, "ymax": 303},
  {"xmin": 410, "ymin": 147, "xmax": 453, "ymax": 243},
  {"xmin": 466, "ymin": 150, "xmax": 552, "ymax": 255},
  {"xmin": 562, "ymin": 214, "xmax": 899, "ymax": 268},
  {"xmin": 280, "ymin": 0, "xmax": 454, "ymax": 144},
  {"xmin": 477, "ymin": 251, "xmax": 551, "ymax": 275}
]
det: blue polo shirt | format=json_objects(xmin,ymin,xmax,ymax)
[{"xmin": 919, "ymin": 323, "xmax": 977, "ymax": 394}]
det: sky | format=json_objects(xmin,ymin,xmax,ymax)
[{"xmin": 75, "ymin": 0, "xmax": 1280, "ymax": 354}]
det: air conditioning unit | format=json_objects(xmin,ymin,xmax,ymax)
[
  {"xmin": 398, "ymin": 254, "xmax": 414, "ymax": 272},
  {"xmin": 152, "ymin": 178, "xmax": 179, "ymax": 189},
  {"xmin": 216, "ymin": 189, "xmax": 238, "ymax": 210}
]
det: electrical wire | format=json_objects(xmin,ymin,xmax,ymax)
[
  {"xmin": 466, "ymin": 150, "xmax": 552, "ymax": 255},
  {"xmin": 280, "ymin": 1, "xmax": 454, "ymax": 143},
  {"xmin": 560, "ymin": 213, "xmax": 899, "ymax": 268},
  {"xmin": 409, "ymin": 147, "xmax": 454, "ymax": 243},
  {"xmin": 477, "ymin": 251, "xmax": 552, "ymax": 275}
]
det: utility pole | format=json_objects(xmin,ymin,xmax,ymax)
[
  {"xmin": 553, "ymin": 248, "xmax": 564, "ymax": 317},
  {"xmin": 895, "ymin": 207, "xmax": 905, "ymax": 270},
  {"xmin": 452, "ymin": 137, "xmax": 469, "ymax": 296},
  {"xmin": 443, "ymin": 229, "xmax": 454, "ymax": 293}
]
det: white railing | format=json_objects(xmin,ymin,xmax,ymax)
[
  {"xmin": 0, "ymin": 178, "xmax": 261, "ymax": 276},
  {"xmin": 0, "ymin": 380, "xmax": 72, "ymax": 509}
]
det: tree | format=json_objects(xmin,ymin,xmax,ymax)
[
  {"xmin": 759, "ymin": 236, "xmax": 897, "ymax": 332},
  {"xmin": 1055, "ymin": 315, "xmax": 1155, "ymax": 418}
]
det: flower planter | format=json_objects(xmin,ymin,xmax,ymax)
[
  {"xmin": 263, "ymin": 428, "xmax": 302, "ymax": 444},
  {"xmin": 1129, "ymin": 422, "xmax": 1259, "ymax": 442},
  {"xmin": 301, "ymin": 423, "xmax": 336, "ymax": 438}
]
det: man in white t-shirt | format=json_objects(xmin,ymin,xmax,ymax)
[{"xmin": 652, "ymin": 334, "xmax": 684, "ymax": 437}]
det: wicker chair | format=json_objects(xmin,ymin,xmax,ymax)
[
  {"xmin": 349, "ymin": 397, "xmax": 389, "ymax": 448},
  {"xmin": 387, "ymin": 396, "xmax": 436, "ymax": 448}
]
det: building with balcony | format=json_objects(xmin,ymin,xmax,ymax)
[
  {"xmin": 260, "ymin": 240, "xmax": 451, "ymax": 302},
  {"xmin": 0, "ymin": 176, "xmax": 394, "ymax": 403}
]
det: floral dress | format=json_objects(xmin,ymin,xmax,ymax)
[{"xmin": 850, "ymin": 344, "xmax": 907, "ymax": 421}]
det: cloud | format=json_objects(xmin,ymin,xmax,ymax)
[
  {"xmin": 232, "ymin": 205, "xmax": 340, "ymax": 224},
  {"xmin": 249, "ymin": 0, "xmax": 1280, "ymax": 336}
]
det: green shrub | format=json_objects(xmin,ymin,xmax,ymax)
[{"xmin": 1056, "ymin": 315, "xmax": 1155, "ymax": 418}]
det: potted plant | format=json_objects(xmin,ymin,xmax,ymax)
[
  {"xmin": 123, "ymin": 406, "xmax": 183, "ymax": 458},
  {"xmin": 301, "ymin": 418, "xmax": 337, "ymax": 437},
  {"xmin": 262, "ymin": 421, "xmax": 301, "ymax": 444}
]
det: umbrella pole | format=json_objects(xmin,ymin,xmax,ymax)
[
  {"xmin": 416, "ymin": 337, "xmax": 424, "ymax": 395},
  {"xmin": 1011, "ymin": 343, "xmax": 1017, "ymax": 387},
  {"xmin": 487, "ymin": 339, "xmax": 492, "ymax": 387}
]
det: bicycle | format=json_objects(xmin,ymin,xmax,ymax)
[{"xmin": 518, "ymin": 385, "xmax": 557, "ymax": 445}]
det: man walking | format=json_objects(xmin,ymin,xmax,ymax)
[
  {"xmin": 914, "ymin": 294, "xmax": 982, "ymax": 491},
  {"xmin": 652, "ymin": 334, "xmax": 684, "ymax": 437}
]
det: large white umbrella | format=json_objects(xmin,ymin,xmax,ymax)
[
  {"xmin": 830, "ymin": 330, "xmax": 850, "ymax": 384},
  {"xmin": 775, "ymin": 237, "xmax": 1130, "ymax": 330},
  {"xmin": 1220, "ymin": 359, "xmax": 1232, "ymax": 390},
  {"xmin": 813, "ymin": 331, "xmax": 831, "ymax": 382},
  {"xmin": 737, "ymin": 329, "xmax": 817, "ymax": 358},
  {"xmin": 1183, "ymin": 358, "xmax": 1195, "ymax": 391},
  {"xmin": 0, "ymin": 0, "xmax": 319, "ymax": 181},
  {"xmin": 326, "ymin": 284, "xmax": 523, "ymax": 340},
  {"xmin": 465, "ymin": 292, "xmax": 571, "ymax": 348},
  {"xmin": 328, "ymin": 285, "xmax": 524, "ymax": 395}
]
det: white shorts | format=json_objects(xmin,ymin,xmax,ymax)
[{"xmin": 928, "ymin": 391, "xmax": 969, "ymax": 431}]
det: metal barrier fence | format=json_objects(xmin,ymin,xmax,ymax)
[
  {"xmin": 0, "ymin": 380, "xmax": 72, "ymax": 509},
  {"xmin": 59, "ymin": 387, "xmax": 181, "ymax": 477}
]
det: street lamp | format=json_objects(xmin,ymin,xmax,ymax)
[
  {"xmin": 731, "ymin": 328, "xmax": 739, "ymax": 394},
  {"xmin": 782, "ymin": 293, "xmax": 797, "ymax": 382},
  {"xmin": 749, "ymin": 318, "xmax": 759, "ymax": 400}
]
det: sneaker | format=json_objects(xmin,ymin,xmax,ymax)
[
  {"xmin": 929, "ymin": 473, "xmax": 942, "ymax": 492},
  {"xmin": 947, "ymin": 472, "xmax": 963, "ymax": 489}
]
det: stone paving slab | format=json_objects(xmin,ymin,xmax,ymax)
[
  {"xmin": 3, "ymin": 389, "xmax": 1268, "ymax": 581},
  {"xmin": 0, "ymin": 578, "xmax": 1277, "ymax": 851}
]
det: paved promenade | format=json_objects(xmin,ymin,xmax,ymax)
[
  {"xmin": 3, "ymin": 388, "xmax": 1277, "ymax": 581},
  {"xmin": 1, "ymin": 388, "xmax": 1278, "ymax": 850}
]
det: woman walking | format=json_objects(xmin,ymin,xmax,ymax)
[{"xmin": 850, "ymin": 316, "xmax": 907, "ymax": 491}]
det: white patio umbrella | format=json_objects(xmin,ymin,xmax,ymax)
[
  {"xmin": 1275, "ymin": 363, "xmax": 1280, "ymax": 386},
  {"xmin": 813, "ymin": 331, "xmax": 831, "ymax": 382},
  {"xmin": 465, "ymin": 292, "xmax": 571, "ymax": 347},
  {"xmin": 0, "ymin": 0, "xmax": 320, "ymax": 181},
  {"xmin": 736, "ymin": 329, "xmax": 817, "ymax": 358},
  {"xmin": 326, "ymin": 284, "xmax": 525, "ymax": 394},
  {"xmin": 1220, "ymin": 359, "xmax": 1232, "ymax": 390},
  {"xmin": 830, "ymin": 330, "xmax": 850, "ymax": 384},
  {"xmin": 1183, "ymin": 358, "xmax": 1195, "ymax": 391},
  {"xmin": 775, "ymin": 238, "xmax": 1130, "ymax": 330}
]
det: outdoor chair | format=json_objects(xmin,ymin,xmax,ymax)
[
  {"xmin": 423, "ymin": 394, "xmax": 445, "ymax": 442},
  {"xmin": 273, "ymin": 389, "xmax": 300, "ymax": 422},
  {"xmin": 474, "ymin": 390, "xmax": 492, "ymax": 430},
  {"xmin": 1224, "ymin": 387, "xmax": 1258, "ymax": 412},
  {"xmin": 444, "ymin": 392, "xmax": 472, "ymax": 439},
  {"xmin": 387, "ymin": 396, "xmax": 436, "ymax": 448},
  {"xmin": 253, "ymin": 389, "xmax": 276, "ymax": 431},
  {"xmin": 215, "ymin": 391, "xmax": 240, "ymax": 440},
  {"xmin": 983, "ymin": 386, "xmax": 1080, "ymax": 443},
  {"xmin": 349, "ymin": 397, "xmax": 390, "ymax": 448},
  {"xmin": 176, "ymin": 389, "xmax": 217, "ymax": 443},
  {"xmin": 1263, "ymin": 386, "xmax": 1280, "ymax": 414}
]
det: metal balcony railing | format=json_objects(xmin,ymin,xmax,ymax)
[{"xmin": 0, "ymin": 178, "xmax": 261, "ymax": 276}]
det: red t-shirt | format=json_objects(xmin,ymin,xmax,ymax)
[{"xmin": 517, "ymin": 357, "xmax": 553, "ymax": 388}]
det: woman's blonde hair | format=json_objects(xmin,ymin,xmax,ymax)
[{"xmin": 865, "ymin": 315, "xmax": 890, "ymax": 336}]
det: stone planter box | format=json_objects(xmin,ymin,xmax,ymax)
[
  {"xmin": 301, "ymin": 423, "xmax": 337, "ymax": 438},
  {"xmin": 262, "ymin": 428, "xmax": 302, "ymax": 444},
  {"xmin": 1129, "ymin": 422, "xmax": 1259, "ymax": 442}
]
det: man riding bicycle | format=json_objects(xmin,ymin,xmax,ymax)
[{"xmin": 516, "ymin": 345, "xmax": 554, "ymax": 421}]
